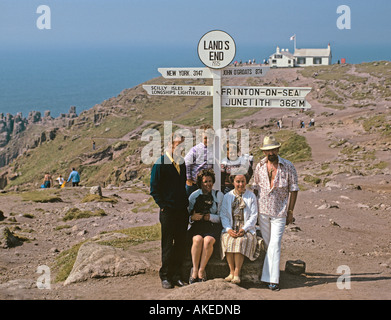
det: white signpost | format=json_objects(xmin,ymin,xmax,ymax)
[
  {"xmin": 158, "ymin": 67, "xmax": 213, "ymax": 79},
  {"xmin": 221, "ymin": 66, "xmax": 269, "ymax": 78},
  {"xmin": 197, "ymin": 30, "xmax": 236, "ymax": 69},
  {"xmin": 143, "ymin": 30, "xmax": 312, "ymax": 190},
  {"xmin": 143, "ymin": 85, "xmax": 213, "ymax": 96},
  {"xmin": 221, "ymin": 86, "xmax": 312, "ymax": 108}
]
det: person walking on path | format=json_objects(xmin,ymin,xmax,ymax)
[
  {"xmin": 253, "ymin": 135, "xmax": 299, "ymax": 291},
  {"xmin": 67, "ymin": 168, "xmax": 80, "ymax": 187},
  {"xmin": 150, "ymin": 132, "xmax": 189, "ymax": 289}
]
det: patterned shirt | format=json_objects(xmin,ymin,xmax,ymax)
[
  {"xmin": 253, "ymin": 155, "xmax": 299, "ymax": 217},
  {"xmin": 184, "ymin": 142, "xmax": 214, "ymax": 181},
  {"xmin": 221, "ymin": 155, "xmax": 253, "ymax": 189}
]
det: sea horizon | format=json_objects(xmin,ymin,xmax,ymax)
[{"xmin": 0, "ymin": 43, "xmax": 390, "ymax": 119}]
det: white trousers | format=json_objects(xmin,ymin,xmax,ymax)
[{"xmin": 259, "ymin": 214, "xmax": 286, "ymax": 284}]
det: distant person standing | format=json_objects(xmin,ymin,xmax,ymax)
[
  {"xmin": 67, "ymin": 168, "xmax": 80, "ymax": 187},
  {"xmin": 277, "ymin": 119, "xmax": 282, "ymax": 130},
  {"xmin": 92, "ymin": 140, "xmax": 96, "ymax": 151},
  {"xmin": 55, "ymin": 175, "xmax": 65, "ymax": 187},
  {"xmin": 42, "ymin": 173, "xmax": 53, "ymax": 188}
]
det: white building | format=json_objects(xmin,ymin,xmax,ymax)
[
  {"xmin": 268, "ymin": 43, "xmax": 332, "ymax": 67},
  {"xmin": 269, "ymin": 46, "xmax": 295, "ymax": 68},
  {"xmin": 294, "ymin": 44, "xmax": 332, "ymax": 66}
]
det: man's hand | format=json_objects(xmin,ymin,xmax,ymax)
[
  {"xmin": 191, "ymin": 213, "xmax": 203, "ymax": 221},
  {"xmin": 186, "ymin": 179, "xmax": 195, "ymax": 186},
  {"xmin": 286, "ymin": 210, "xmax": 294, "ymax": 225}
]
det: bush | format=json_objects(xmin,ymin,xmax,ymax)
[{"xmin": 63, "ymin": 208, "xmax": 106, "ymax": 221}]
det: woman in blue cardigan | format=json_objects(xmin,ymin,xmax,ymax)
[
  {"xmin": 188, "ymin": 169, "xmax": 223, "ymax": 283},
  {"xmin": 220, "ymin": 173, "xmax": 261, "ymax": 284}
]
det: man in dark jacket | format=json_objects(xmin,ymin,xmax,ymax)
[{"xmin": 150, "ymin": 133, "xmax": 188, "ymax": 289}]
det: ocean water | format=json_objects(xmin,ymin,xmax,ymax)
[{"xmin": 0, "ymin": 43, "xmax": 390, "ymax": 118}]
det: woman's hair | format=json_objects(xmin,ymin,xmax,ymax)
[
  {"xmin": 196, "ymin": 168, "xmax": 216, "ymax": 188},
  {"xmin": 229, "ymin": 172, "xmax": 250, "ymax": 184}
]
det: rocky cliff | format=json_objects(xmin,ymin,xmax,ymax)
[
  {"xmin": 0, "ymin": 62, "xmax": 390, "ymax": 191},
  {"xmin": 0, "ymin": 107, "xmax": 79, "ymax": 168}
]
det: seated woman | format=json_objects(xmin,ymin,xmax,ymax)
[
  {"xmin": 188, "ymin": 169, "xmax": 224, "ymax": 283},
  {"xmin": 220, "ymin": 172, "xmax": 261, "ymax": 284},
  {"xmin": 221, "ymin": 142, "xmax": 253, "ymax": 194}
]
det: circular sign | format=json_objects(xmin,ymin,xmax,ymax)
[{"xmin": 198, "ymin": 30, "xmax": 236, "ymax": 69}]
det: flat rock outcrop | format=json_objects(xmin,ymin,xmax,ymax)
[{"xmin": 64, "ymin": 240, "xmax": 152, "ymax": 285}]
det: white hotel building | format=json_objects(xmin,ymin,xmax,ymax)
[{"xmin": 269, "ymin": 44, "xmax": 332, "ymax": 67}]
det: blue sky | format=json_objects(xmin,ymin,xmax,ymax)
[{"xmin": 1, "ymin": 0, "xmax": 390, "ymax": 49}]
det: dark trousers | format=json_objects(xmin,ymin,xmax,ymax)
[{"xmin": 159, "ymin": 207, "xmax": 188, "ymax": 282}]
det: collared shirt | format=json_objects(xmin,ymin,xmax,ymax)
[
  {"xmin": 165, "ymin": 151, "xmax": 180, "ymax": 174},
  {"xmin": 253, "ymin": 155, "xmax": 299, "ymax": 217},
  {"xmin": 184, "ymin": 142, "xmax": 214, "ymax": 181}
]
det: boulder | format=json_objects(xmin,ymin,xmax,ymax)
[
  {"xmin": 90, "ymin": 186, "xmax": 103, "ymax": 197},
  {"xmin": 0, "ymin": 226, "xmax": 23, "ymax": 248},
  {"xmin": 285, "ymin": 259, "xmax": 306, "ymax": 275},
  {"xmin": 64, "ymin": 242, "xmax": 151, "ymax": 285}
]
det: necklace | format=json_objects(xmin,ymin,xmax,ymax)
[{"xmin": 268, "ymin": 167, "xmax": 274, "ymax": 180}]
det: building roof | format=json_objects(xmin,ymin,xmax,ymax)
[
  {"xmin": 269, "ymin": 49, "xmax": 294, "ymax": 59},
  {"xmin": 294, "ymin": 46, "xmax": 331, "ymax": 57},
  {"xmin": 281, "ymin": 51, "xmax": 294, "ymax": 58}
]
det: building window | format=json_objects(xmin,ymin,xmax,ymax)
[
  {"xmin": 272, "ymin": 59, "xmax": 277, "ymax": 64},
  {"xmin": 274, "ymin": 54, "xmax": 282, "ymax": 59},
  {"xmin": 313, "ymin": 57, "xmax": 322, "ymax": 64},
  {"xmin": 297, "ymin": 57, "xmax": 306, "ymax": 65}
]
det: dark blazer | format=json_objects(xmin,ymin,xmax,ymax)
[{"xmin": 150, "ymin": 154, "xmax": 189, "ymax": 210}]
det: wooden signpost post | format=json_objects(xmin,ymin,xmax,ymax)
[{"xmin": 143, "ymin": 30, "xmax": 312, "ymax": 190}]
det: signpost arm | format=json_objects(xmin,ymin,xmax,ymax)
[{"xmin": 211, "ymin": 69, "xmax": 222, "ymax": 191}]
